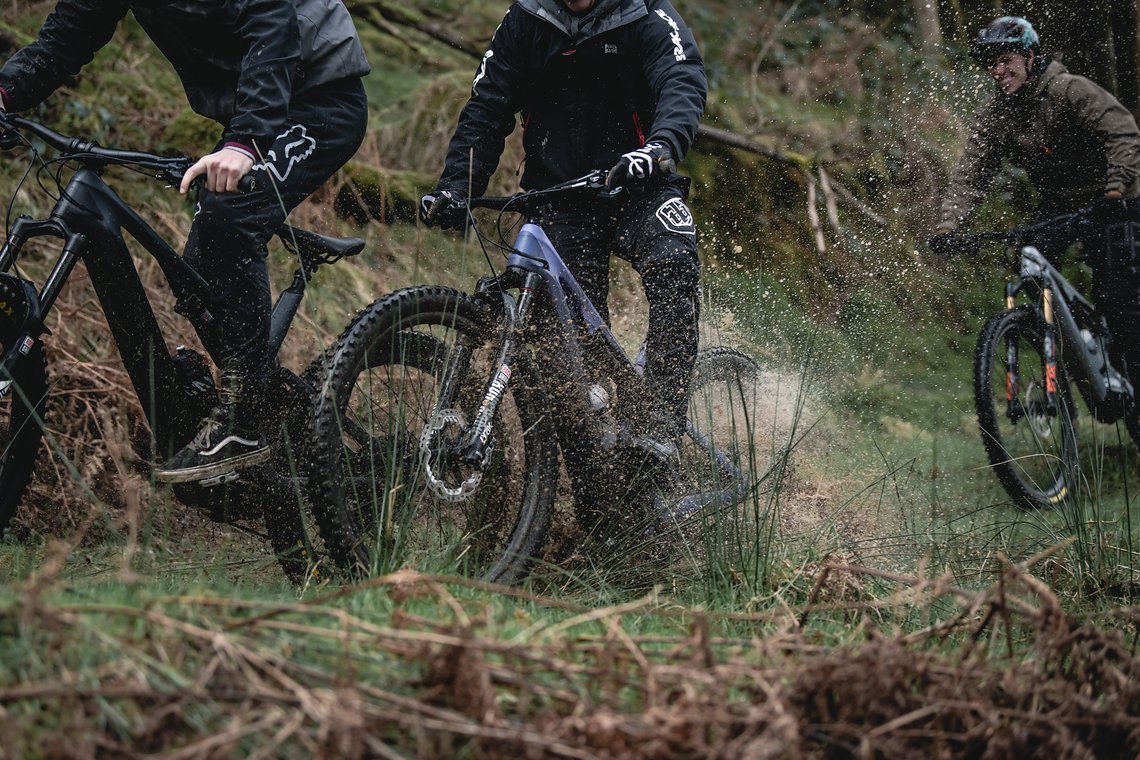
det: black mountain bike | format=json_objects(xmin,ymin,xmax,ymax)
[
  {"xmin": 307, "ymin": 170, "xmax": 761, "ymax": 583},
  {"xmin": 933, "ymin": 204, "xmax": 1140, "ymax": 508},
  {"xmin": 0, "ymin": 113, "xmax": 364, "ymax": 578}
]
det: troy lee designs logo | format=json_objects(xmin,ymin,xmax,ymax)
[
  {"xmin": 654, "ymin": 9, "xmax": 686, "ymax": 62},
  {"xmin": 656, "ymin": 198, "xmax": 694, "ymax": 234}
]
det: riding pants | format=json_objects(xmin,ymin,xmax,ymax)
[
  {"xmin": 537, "ymin": 179, "xmax": 701, "ymax": 433},
  {"xmin": 183, "ymin": 77, "xmax": 368, "ymax": 394}
]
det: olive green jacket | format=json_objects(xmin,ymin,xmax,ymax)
[{"xmin": 939, "ymin": 59, "xmax": 1140, "ymax": 231}]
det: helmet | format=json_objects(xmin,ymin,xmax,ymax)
[{"xmin": 970, "ymin": 17, "xmax": 1040, "ymax": 67}]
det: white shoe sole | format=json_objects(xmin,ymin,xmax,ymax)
[{"xmin": 154, "ymin": 446, "xmax": 271, "ymax": 485}]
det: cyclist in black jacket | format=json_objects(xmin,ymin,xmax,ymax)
[
  {"xmin": 0, "ymin": 0, "xmax": 371, "ymax": 485},
  {"xmin": 422, "ymin": 0, "xmax": 707, "ymax": 486}
]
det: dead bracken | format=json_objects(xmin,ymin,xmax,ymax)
[{"xmin": 2, "ymin": 562, "xmax": 1137, "ymax": 759}]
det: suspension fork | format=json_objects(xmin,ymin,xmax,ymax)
[
  {"xmin": 1041, "ymin": 287, "xmax": 1059, "ymax": 415},
  {"xmin": 458, "ymin": 271, "xmax": 541, "ymax": 465},
  {"xmin": 1003, "ymin": 283, "xmax": 1022, "ymax": 420}
]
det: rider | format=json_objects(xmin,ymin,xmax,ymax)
[
  {"xmin": 420, "ymin": 0, "xmax": 707, "ymax": 479},
  {"xmin": 0, "ymin": 0, "xmax": 370, "ymax": 484},
  {"xmin": 933, "ymin": 16, "xmax": 1140, "ymax": 378}
]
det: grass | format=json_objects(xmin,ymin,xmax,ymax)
[{"xmin": 2, "ymin": 0, "xmax": 1140, "ymax": 751}]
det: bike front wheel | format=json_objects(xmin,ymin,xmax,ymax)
[
  {"xmin": 307, "ymin": 285, "xmax": 558, "ymax": 583},
  {"xmin": 975, "ymin": 306, "xmax": 1079, "ymax": 508},
  {"xmin": 0, "ymin": 340, "xmax": 48, "ymax": 534}
]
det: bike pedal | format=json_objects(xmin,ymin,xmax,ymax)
[{"xmin": 197, "ymin": 471, "xmax": 241, "ymax": 488}]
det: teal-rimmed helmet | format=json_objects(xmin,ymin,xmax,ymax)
[{"xmin": 970, "ymin": 17, "xmax": 1040, "ymax": 68}]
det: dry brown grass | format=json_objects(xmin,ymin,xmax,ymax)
[{"xmin": 2, "ymin": 556, "xmax": 1138, "ymax": 758}]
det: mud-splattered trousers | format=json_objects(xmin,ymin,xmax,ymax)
[
  {"xmin": 537, "ymin": 177, "xmax": 701, "ymax": 431},
  {"xmin": 184, "ymin": 77, "xmax": 368, "ymax": 392}
]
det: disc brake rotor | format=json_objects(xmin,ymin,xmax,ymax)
[
  {"xmin": 1022, "ymin": 382, "xmax": 1054, "ymax": 439},
  {"xmin": 420, "ymin": 409, "xmax": 491, "ymax": 502}
]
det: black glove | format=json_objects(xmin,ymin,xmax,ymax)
[
  {"xmin": 605, "ymin": 141, "xmax": 675, "ymax": 191},
  {"xmin": 419, "ymin": 189, "xmax": 468, "ymax": 231},
  {"xmin": 927, "ymin": 232, "xmax": 956, "ymax": 257}
]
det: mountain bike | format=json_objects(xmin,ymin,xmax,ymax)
[
  {"xmin": 0, "ymin": 113, "xmax": 363, "ymax": 578},
  {"xmin": 306, "ymin": 170, "xmax": 761, "ymax": 583},
  {"xmin": 932, "ymin": 203, "xmax": 1140, "ymax": 508}
]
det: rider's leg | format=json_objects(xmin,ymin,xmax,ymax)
[
  {"xmin": 534, "ymin": 209, "xmax": 622, "ymax": 521},
  {"xmin": 1095, "ymin": 211, "xmax": 1140, "ymax": 386},
  {"xmin": 156, "ymin": 78, "xmax": 368, "ymax": 484},
  {"xmin": 539, "ymin": 208, "xmax": 616, "ymax": 322},
  {"xmin": 616, "ymin": 183, "xmax": 701, "ymax": 447}
]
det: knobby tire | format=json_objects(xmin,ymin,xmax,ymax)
[
  {"xmin": 306, "ymin": 286, "xmax": 558, "ymax": 584},
  {"xmin": 974, "ymin": 306, "xmax": 1079, "ymax": 509},
  {"xmin": 0, "ymin": 342, "xmax": 48, "ymax": 533}
]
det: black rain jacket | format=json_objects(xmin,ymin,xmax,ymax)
[
  {"xmin": 0, "ymin": 0, "xmax": 369, "ymax": 152},
  {"xmin": 437, "ymin": 0, "xmax": 707, "ymax": 196}
]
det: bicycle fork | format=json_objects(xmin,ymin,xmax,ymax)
[
  {"xmin": 1003, "ymin": 283, "xmax": 1059, "ymax": 421},
  {"xmin": 457, "ymin": 272, "xmax": 540, "ymax": 466}
]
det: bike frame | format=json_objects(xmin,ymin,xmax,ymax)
[
  {"xmin": 1009, "ymin": 245, "xmax": 1130, "ymax": 423},
  {"xmin": 0, "ymin": 164, "xmax": 316, "ymax": 457},
  {"xmin": 458, "ymin": 215, "xmax": 748, "ymax": 519},
  {"xmin": 461, "ymin": 221, "xmax": 649, "ymax": 465}
]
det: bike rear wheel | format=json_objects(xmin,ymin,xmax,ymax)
[
  {"xmin": 307, "ymin": 285, "xmax": 558, "ymax": 583},
  {"xmin": 975, "ymin": 306, "xmax": 1079, "ymax": 508},
  {"xmin": 0, "ymin": 342, "xmax": 48, "ymax": 533},
  {"xmin": 672, "ymin": 347, "xmax": 762, "ymax": 521}
]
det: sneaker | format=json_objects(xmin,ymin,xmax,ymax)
[
  {"xmin": 155, "ymin": 414, "xmax": 269, "ymax": 485},
  {"xmin": 623, "ymin": 414, "xmax": 682, "ymax": 494}
]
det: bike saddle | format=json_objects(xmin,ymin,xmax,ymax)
[{"xmin": 276, "ymin": 224, "xmax": 365, "ymax": 259}]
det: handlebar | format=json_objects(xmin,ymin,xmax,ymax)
[
  {"xmin": 929, "ymin": 203, "xmax": 1116, "ymax": 257},
  {"xmin": 469, "ymin": 169, "xmax": 620, "ymax": 215},
  {"xmin": 0, "ymin": 112, "xmax": 202, "ymax": 187}
]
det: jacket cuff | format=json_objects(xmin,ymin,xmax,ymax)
[
  {"xmin": 648, "ymin": 132, "xmax": 681, "ymax": 162},
  {"xmin": 223, "ymin": 141, "xmax": 258, "ymax": 162}
]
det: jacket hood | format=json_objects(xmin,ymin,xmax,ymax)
[
  {"xmin": 517, "ymin": 0, "xmax": 648, "ymax": 44},
  {"xmin": 1031, "ymin": 57, "xmax": 1068, "ymax": 94}
]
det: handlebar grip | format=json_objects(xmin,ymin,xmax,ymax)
[
  {"xmin": 928, "ymin": 233, "xmax": 982, "ymax": 257},
  {"xmin": 187, "ymin": 172, "xmax": 258, "ymax": 194}
]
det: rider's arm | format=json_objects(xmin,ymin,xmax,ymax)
[
  {"xmin": 220, "ymin": 0, "xmax": 301, "ymax": 156},
  {"xmin": 938, "ymin": 102, "xmax": 1005, "ymax": 232},
  {"xmin": 1064, "ymin": 76, "xmax": 1140, "ymax": 197},
  {"xmin": 436, "ymin": 7, "xmax": 531, "ymax": 198},
  {"xmin": 180, "ymin": 0, "xmax": 300, "ymax": 194},
  {"xmin": 634, "ymin": 0, "xmax": 707, "ymax": 163},
  {"xmin": 0, "ymin": 0, "xmax": 129, "ymax": 112}
]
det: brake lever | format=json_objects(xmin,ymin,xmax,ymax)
[{"xmin": 0, "ymin": 114, "xmax": 22, "ymax": 151}]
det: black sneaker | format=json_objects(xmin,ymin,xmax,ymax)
[
  {"xmin": 623, "ymin": 415, "xmax": 682, "ymax": 494},
  {"xmin": 155, "ymin": 414, "xmax": 269, "ymax": 485}
]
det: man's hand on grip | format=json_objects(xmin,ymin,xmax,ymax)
[
  {"xmin": 419, "ymin": 189, "xmax": 469, "ymax": 231},
  {"xmin": 605, "ymin": 141, "xmax": 674, "ymax": 191}
]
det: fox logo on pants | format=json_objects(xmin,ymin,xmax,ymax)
[{"xmin": 254, "ymin": 125, "xmax": 317, "ymax": 182}]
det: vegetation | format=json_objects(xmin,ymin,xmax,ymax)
[{"xmin": 1, "ymin": 0, "xmax": 1140, "ymax": 755}]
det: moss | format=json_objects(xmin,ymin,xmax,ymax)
[{"xmin": 336, "ymin": 162, "xmax": 436, "ymax": 225}]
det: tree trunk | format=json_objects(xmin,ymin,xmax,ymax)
[
  {"xmin": 911, "ymin": 0, "xmax": 943, "ymax": 52},
  {"xmin": 1111, "ymin": 0, "xmax": 1140, "ymax": 114}
]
